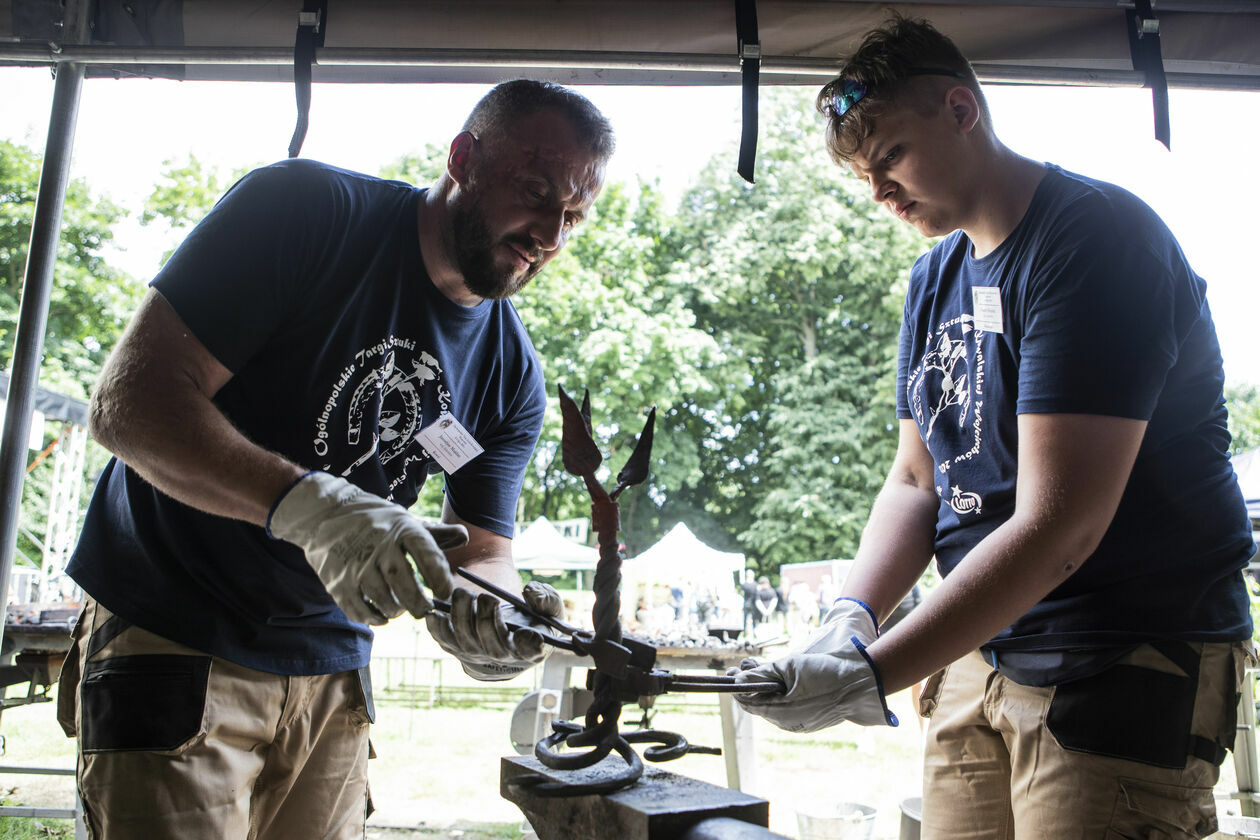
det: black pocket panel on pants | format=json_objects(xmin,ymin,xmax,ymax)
[
  {"xmin": 1046, "ymin": 660, "xmax": 1196, "ymax": 770},
  {"xmin": 81, "ymin": 654, "xmax": 211, "ymax": 753}
]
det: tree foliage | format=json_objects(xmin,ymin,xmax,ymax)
[
  {"xmin": 1, "ymin": 140, "xmax": 141, "ymax": 400},
  {"xmin": 514, "ymin": 179, "xmax": 740, "ymax": 554},
  {"xmin": 665, "ymin": 90, "xmax": 929, "ymax": 573},
  {"xmin": 1, "ymin": 139, "xmax": 145, "ymax": 570},
  {"xmin": 140, "ymin": 154, "xmax": 254, "ymax": 266},
  {"xmin": 1228, "ymin": 383, "xmax": 1260, "ymax": 455}
]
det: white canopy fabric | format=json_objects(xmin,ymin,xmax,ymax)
[
  {"xmin": 622, "ymin": 522, "xmax": 745, "ymax": 595},
  {"xmin": 512, "ymin": 517, "xmax": 599, "ymax": 573}
]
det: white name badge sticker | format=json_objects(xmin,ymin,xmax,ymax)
[
  {"xmin": 415, "ymin": 413, "xmax": 484, "ymax": 474},
  {"xmin": 971, "ymin": 286, "xmax": 1004, "ymax": 334}
]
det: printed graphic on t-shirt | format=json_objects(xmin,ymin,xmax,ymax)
[
  {"xmin": 906, "ymin": 313, "xmax": 986, "ymax": 515},
  {"xmin": 311, "ymin": 335, "xmax": 451, "ymax": 500}
]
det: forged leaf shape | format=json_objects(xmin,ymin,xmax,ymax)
[
  {"xmin": 580, "ymin": 389, "xmax": 593, "ymax": 435},
  {"xmin": 616, "ymin": 407, "xmax": 656, "ymax": 489},
  {"xmin": 558, "ymin": 385, "xmax": 602, "ymax": 476}
]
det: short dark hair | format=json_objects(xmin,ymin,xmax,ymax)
[
  {"xmin": 463, "ymin": 79, "xmax": 616, "ymax": 164},
  {"xmin": 816, "ymin": 15, "xmax": 987, "ymax": 164}
]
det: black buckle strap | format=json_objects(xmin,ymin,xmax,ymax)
[
  {"xmin": 735, "ymin": 0, "xmax": 759, "ymax": 184},
  {"xmin": 1125, "ymin": 0, "xmax": 1170, "ymax": 150},
  {"xmin": 288, "ymin": 0, "xmax": 329, "ymax": 159},
  {"xmin": 1189, "ymin": 734, "xmax": 1229, "ymax": 766}
]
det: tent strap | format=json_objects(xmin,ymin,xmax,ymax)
[
  {"xmin": 288, "ymin": 0, "xmax": 328, "ymax": 158},
  {"xmin": 1126, "ymin": 0, "xmax": 1170, "ymax": 150},
  {"xmin": 735, "ymin": 0, "xmax": 759, "ymax": 184}
]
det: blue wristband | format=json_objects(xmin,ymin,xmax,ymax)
[{"xmin": 852, "ymin": 636, "xmax": 899, "ymax": 727}]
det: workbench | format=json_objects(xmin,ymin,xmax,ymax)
[{"xmin": 531, "ymin": 647, "xmax": 760, "ymax": 792}]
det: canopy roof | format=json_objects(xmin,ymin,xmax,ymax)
[
  {"xmin": 1, "ymin": 1, "xmax": 1257, "ymax": 89},
  {"xmin": 512, "ymin": 517, "xmax": 598, "ymax": 572},
  {"xmin": 622, "ymin": 522, "xmax": 745, "ymax": 593}
]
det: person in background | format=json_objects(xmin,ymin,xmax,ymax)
[
  {"xmin": 774, "ymin": 580, "xmax": 789, "ymax": 632},
  {"xmin": 754, "ymin": 576, "xmax": 778, "ymax": 627},
  {"xmin": 816, "ymin": 573, "xmax": 838, "ymax": 624},
  {"xmin": 789, "ymin": 581, "xmax": 819, "ymax": 635},
  {"xmin": 57, "ymin": 80, "xmax": 614, "ymax": 839},
  {"xmin": 733, "ymin": 16, "xmax": 1254, "ymax": 839},
  {"xmin": 741, "ymin": 568, "xmax": 759, "ymax": 635}
]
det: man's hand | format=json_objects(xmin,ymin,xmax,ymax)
[
  {"xmin": 426, "ymin": 581, "xmax": 564, "ymax": 681},
  {"xmin": 730, "ymin": 597, "xmax": 897, "ymax": 732},
  {"xmin": 267, "ymin": 471, "xmax": 468, "ymax": 625}
]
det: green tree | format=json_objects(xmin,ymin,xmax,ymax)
[
  {"xmin": 667, "ymin": 89, "xmax": 930, "ymax": 574},
  {"xmin": 141, "ymin": 154, "xmax": 254, "ymax": 265},
  {"xmin": 1, "ymin": 139, "xmax": 145, "ymax": 570},
  {"xmin": 1, "ymin": 140, "xmax": 140, "ymax": 399},
  {"xmin": 377, "ymin": 145, "xmax": 447, "ymax": 186},
  {"xmin": 1227, "ymin": 382, "xmax": 1260, "ymax": 455},
  {"xmin": 514, "ymin": 178, "xmax": 740, "ymax": 554}
]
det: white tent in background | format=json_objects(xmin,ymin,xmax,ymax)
[
  {"xmin": 513, "ymin": 517, "xmax": 599, "ymax": 587},
  {"xmin": 621, "ymin": 522, "xmax": 745, "ymax": 621}
]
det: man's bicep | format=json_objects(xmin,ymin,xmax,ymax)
[
  {"xmin": 889, "ymin": 418, "xmax": 936, "ymax": 492},
  {"xmin": 1014, "ymin": 412, "xmax": 1146, "ymax": 545},
  {"xmin": 92, "ymin": 289, "xmax": 233, "ymax": 437}
]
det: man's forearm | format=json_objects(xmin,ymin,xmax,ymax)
[
  {"xmin": 866, "ymin": 510, "xmax": 1092, "ymax": 693},
  {"xmin": 89, "ymin": 290, "xmax": 304, "ymax": 527},
  {"xmin": 840, "ymin": 477, "xmax": 938, "ymax": 622},
  {"xmin": 94, "ymin": 385, "xmax": 303, "ymax": 527}
]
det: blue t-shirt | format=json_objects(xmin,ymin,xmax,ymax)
[
  {"xmin": 69, "ymin": 160, "xmax": 546, "ymax": 675},
  {"xmin": 896, "ymin": 165, "xmax": 1254, "ymax": 653}
]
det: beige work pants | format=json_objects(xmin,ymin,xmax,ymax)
[
  {"xmin": 56, "ymin": 599, "xmax": 372, "ymax": 840},
  {"xmin": 919, "ymin": 643, "xmax": 1250, "ymax": 840}
]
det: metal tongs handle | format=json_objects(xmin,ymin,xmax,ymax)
[
  {"xmin": 432, "ymin": 568, "xmax": 782, "ymax": 693},
  {"xmin": 428, "ymin": 567, "xmax": 584, "ymax": 652}
]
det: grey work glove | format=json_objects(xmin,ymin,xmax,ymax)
[
  {"xmin": 426, "ymin": 581, "xmax": 564, "ymax": 681},
  {"xmin": 267, "ymin": 471, "xmax": 467, "ymax": 625},
  {"xmin": 730, "ymin": 597, "xmax": 898, "ymax": 732}
]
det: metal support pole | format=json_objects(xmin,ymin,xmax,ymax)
[{"xmin": 0, "ymin": 62, "xmax": 85, "ymax": 650}]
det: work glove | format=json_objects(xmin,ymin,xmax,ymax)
[
  {"xmin": 426, "ymin": 581, "xmax": 564, "ymax": 681},
  {"xmin": 729, "ymin": 597, "xmax": 897, "ymax": 732},
  {"xmin": 267, "ymin": 471, "xmax": 467, "ymax": 625}
]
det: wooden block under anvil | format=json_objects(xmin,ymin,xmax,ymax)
[{"xmin": 501, "ymin": 754, "xmax": 772, "ymax": 840}]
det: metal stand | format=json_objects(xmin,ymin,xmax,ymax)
[
  {"xmin": 535, "ymin": 650, "xmax": 758, "ymax": 792},
  {"xmin": 0, "ymin": 765, "xmax": 86, "ymax": 839},
  {"xmin": 1233, "ymin": 667, "xmax": 1260, "ymax": 817}
]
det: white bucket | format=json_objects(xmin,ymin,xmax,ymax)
[{"xmin": 796, "ymin": 802, "xmax": 877, "ymax": 840}]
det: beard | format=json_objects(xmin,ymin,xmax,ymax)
[{"xmin": 449, "ymin": 189, "xmax": 541, "ymax": 300}]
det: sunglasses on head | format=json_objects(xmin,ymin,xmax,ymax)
[{"xmin": 828, "ymin": 68, "xmax": 968, "ymax": 120}]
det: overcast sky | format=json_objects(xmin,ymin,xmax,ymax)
[{"xmin": 3, "ymin": 68, "xmax": 1257, "ymax": 387}]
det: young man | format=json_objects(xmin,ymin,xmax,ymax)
[
  {"xmin": 57, "ymin": 80, "xmax": 613, "ymax": 839},
  {"xmin": 733, "ymin": 17, "xmax": 1255, "ymax": 839}
]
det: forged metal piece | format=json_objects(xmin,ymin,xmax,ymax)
[
  {"xmin": 532, "ymin": 386, "xmax": 656, "ymax": 789},
  {"xmin": 525, "ymin": 386, "xmax": 778, "ymax": 797}
]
